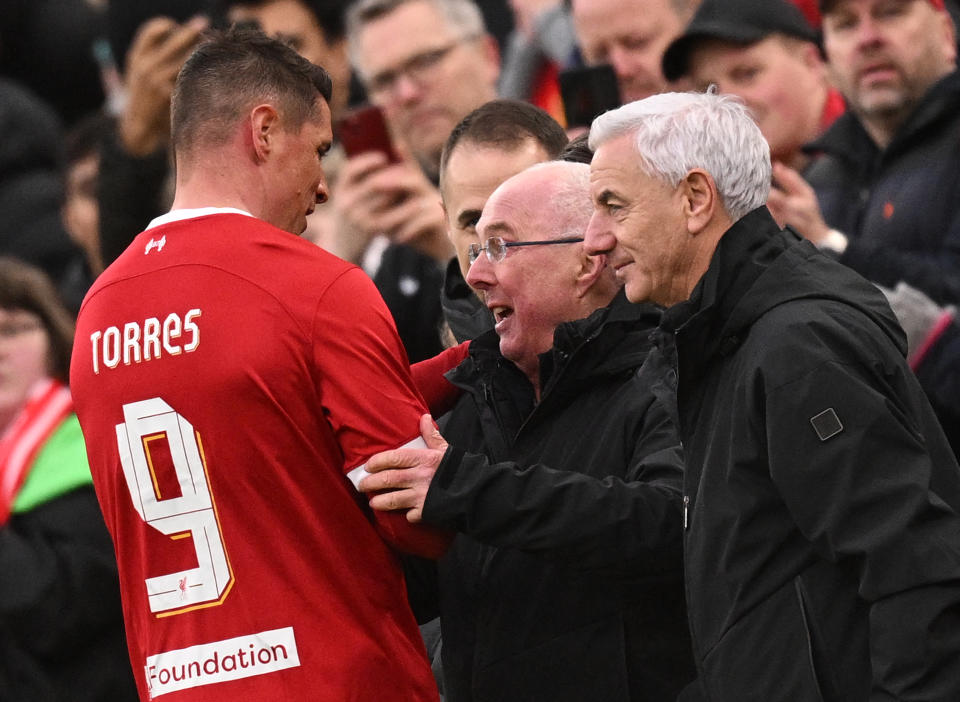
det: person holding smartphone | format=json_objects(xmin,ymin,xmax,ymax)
[{"xmin": 332, "ymin": 0, "xmax": 501, "ymax": 361}]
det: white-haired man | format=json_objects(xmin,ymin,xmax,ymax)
[
  {"xmin": 357, "ymin": 160, "xmax": 696, "ymax": 701},
  {"xmin": 583, "ymin": 90, "xmax": 960, "ymax": 701}
]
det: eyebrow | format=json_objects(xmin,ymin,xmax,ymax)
[
  {"xmin": 482, "ymin": 221, "xmax": 513, "ymax": 238},
  {"xmin": 456, "ymin": 208, "xmax": 482, "ymax": 229},
  {"xmin": 595, "ymin": 189, "xmax": 616, "ymax": 206}
]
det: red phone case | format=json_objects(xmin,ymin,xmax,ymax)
[{"xmin": 336, "ymin": 105, "xmax": 401, "ymax": 163}]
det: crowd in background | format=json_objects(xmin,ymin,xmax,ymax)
[{"xmin": 3, "ymin": 0, "xmax": 960, "ymax": 699}]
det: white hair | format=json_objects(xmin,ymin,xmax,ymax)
[
  {"xmin": 588, "ymin": 91, "xmax": 771, "ymax": 221},
  {"xmin": 346, "ymin": 0, "xmax": 487, "ymax": 74}
]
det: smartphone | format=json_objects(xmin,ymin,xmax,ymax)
[
  {"xmin": 559, "ymin": 64, "xmax": 622, "ymax": 129},
  {"xmin": 336, "ymin": 104, "xmax": 401, "ymax": 163}
]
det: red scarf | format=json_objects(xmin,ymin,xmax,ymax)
[{"xmin": 0, "ymin": 378, "xmax": 73, "ymax": 526}]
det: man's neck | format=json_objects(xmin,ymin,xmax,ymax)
[{"xmin": 861, "ymin": 111, "xmax": 908, "ymax": 150}]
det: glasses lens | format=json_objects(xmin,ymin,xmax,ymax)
[
  {"xmin": 488, "ymin": 238, "xmax": 506, "ymax": 262},
  {"xmin": 467, "ymin": 243, "xmax": 481, "ymax": 263}
]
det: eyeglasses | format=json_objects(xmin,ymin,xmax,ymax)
[
  {"xmin": 366, "ymin": 36, "xmax": 477, "ymax": 98},
  {"xmin": 467, "ymin": 236, "xmax": 585, "ymax": 264},
  {"xmin": 0, "ymin": 318, "xmax": 43, "ymax": 340}
]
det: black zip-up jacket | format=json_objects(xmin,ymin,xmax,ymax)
[
  {"xmin": 663, "ymin": 208, "xmax": 960, "ymax": 702},
  {"xmin": 440, "ymin": 257, "xmax": 494, "ymax": 344},
  {"xmin": 417, "ymin": 292, "xmax": 695, "ymax": 701},
  {"xmin": 803, "ymin": 70, "xmax": 960, "ymax": 306}
]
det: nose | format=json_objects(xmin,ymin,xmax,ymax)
[
  {"xmin": 465, "ymin": 250, "xmax": 495, "ymax": 290},
  {"xmin": 853, "ymin": 15, "xmax": 884, "ymax": 50},
  {"xmin": 316, "ymin": 172, "xmax": 329, "ymax": 205},
  {"xmin": 607, "ymin": 45, "xmax": 636, "ymax": 81},
  {"xmin": 584, "ymin": 212, "xmax": 615, "ymax": 256},
  {"xmin": 391, "ymin": 73, "xmax": 424, "ymax": 104}
]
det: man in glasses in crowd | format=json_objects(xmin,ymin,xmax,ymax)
[
  {"xmin": 328, "ymin": 0, "xmax": 501, "ymax": 361},
  {"xmin": 357, "ymin": 160, "xmax": 695, "ymax": 701}
]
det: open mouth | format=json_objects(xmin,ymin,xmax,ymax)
[{"xmin": 491, "ymin": 305, "xmax": 513, "ymax": 324}]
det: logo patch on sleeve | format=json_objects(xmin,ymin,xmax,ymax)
[{"xmin": 810, "ymin": 408, "xmax": 843, "ymax": 441}]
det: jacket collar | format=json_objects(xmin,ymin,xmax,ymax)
[
  {"xmin": 447, "ymin": 289, "xmax": 662, "ymax": 400},
  {"xmin": 662, "ymin": 207, "xmax": 906, "ymax": 382},
  {"xmin": 440, "ymin": 258, "xmax": 495, "ymax": 344},
  {"xmin": 805, "ymin": 69, "xmax": 960, "ymax": 168}
]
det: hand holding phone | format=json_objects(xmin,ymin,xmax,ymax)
[{"xmin": 336, "ymin": 104, "xmax": 401, "ymax": 164}]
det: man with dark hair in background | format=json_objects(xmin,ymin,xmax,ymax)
[{"xmin": 438, "ymin": 98, "xmax": 568, "ymax": 342}]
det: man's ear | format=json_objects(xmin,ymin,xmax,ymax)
[
  {"xmin": 798, "ymin": 40, "xmax": 826, "ymax": 75},
  {"xmin": 575, "ymin": 251, "xmax": 608, "ymax": 297},
  {"xmin": 681, "ymin": 169, "xmax": 718, "ymax": 235},
  {"xmin": 249, "ymin": 104, "xmax": 281, "ymax": 163}
]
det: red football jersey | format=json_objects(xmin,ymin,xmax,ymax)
[{"xmin": 70, "ymin": 210, "xmax": 443, "ymax": 701}]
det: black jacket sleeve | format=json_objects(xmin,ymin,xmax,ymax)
[{"xmin": 422, "ymin": 430, "xmax": 683, "ymax": 579}]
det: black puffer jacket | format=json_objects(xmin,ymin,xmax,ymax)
[
  {"xmin": 663, "ymin": 208, "xmax": 960, "ymax": 702},
  {"xmin": 420, "ymin": 292, "xmax": 695, "ymax": 702},
  {"xmin": 804, "ymin": 70, "xmax": 960, "ymax": 306}
]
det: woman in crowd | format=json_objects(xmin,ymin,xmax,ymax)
[{"xmin": 0, "ymin": 257, "xmax": 136, "ymax": 700}]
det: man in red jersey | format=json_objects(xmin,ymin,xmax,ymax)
[{"xmin": 69, "ymin": 27, "xmax": 446, "ymax": 702}]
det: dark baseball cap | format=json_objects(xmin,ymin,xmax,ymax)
[{"xmin": 663, "ymin": 0, "xmax": 821, "ymax": 81}]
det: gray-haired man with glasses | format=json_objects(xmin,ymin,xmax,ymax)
[
  {"xmin": 327, "ymin": 0, "xmax": 501, "ymax": 363},
  {"xmin": 357, "ymin": 159, "xmax": 696, "ymax": 701}
]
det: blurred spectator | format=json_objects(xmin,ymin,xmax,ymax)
[
  {"xmin": 0, "ymin": 257, "xmax": 137, "ymax": 700},
  {"xmin": 438, "ymin": 99, "xmax": 568, "ymax": 342},
  {"xmin": 569, "ymin": 0, "xmax": 698, "ymax": 102},
  {"xmin": 768, "ymin": 0, "xmax": 960, "ymax": 306},
  {"xmin": 97, "ymin": 9, "xmax": 209, "ymax": 267},
  {"xmin": 879, "ymin": 281, "xmax": 960, "ymax": 455},
  {"xmin": 340, "ymin": 0, "xmax": 501, "ymax": 360},
  {"xmin": 0, "ymin": 78, "xmax": 89, "ymax": 313},
  {"xmin": 63, "ymin": 111, "xmax": 113, "ymax": 278},
  {"xmin": 347, "ymin": 0, "xmax": 500, "ymax": 180},
  {"xmin": 212, "ymin": 0, "xmax": 356, "ymax": 121},
  {"xmin": 97, "ymin": 0, "xmax": 357, "ymax": 267},
  {"xmin": 662, "ymin": 0, "xmax": 845, "ymax": 170},
  {"xmin": 497, "ymin": 0, "xmax": 577, "ymax": 121}
]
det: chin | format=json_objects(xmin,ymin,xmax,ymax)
[{"xmin": 624, "ymin": 281, "xmax": 651, "ymax": 305}]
